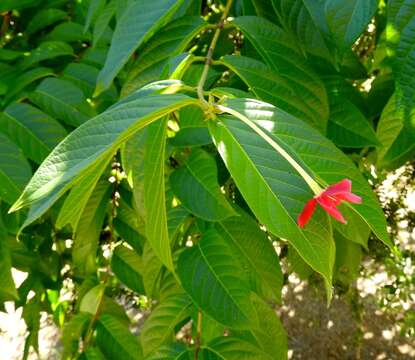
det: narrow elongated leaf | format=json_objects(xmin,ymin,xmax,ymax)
[
  {"xmin": 93, "ymin": 1, "xmax": 116, "ymax": 47},
  {"xmin": 271, "ymin": 0, "xmax": 333, "ymax": 61},
  {"xmin": 122, "ymin": 16, "xmax": 206, "ymax": 96},
  {"xmin": 56, "ymin": 157, "xmax": 110, "ymax": 231},
  {"xmin": 214, "ymin": 98, "xmax": 391, "ymax": 248},
  {"xmin": 3, "ymin": 67, "xmax": 54, "ymax": 105},
  {"xmin": 147, "ymin": 343, "xmax": 190, "ymax": 360},
  {"xmin": 73, "ymin": 179, "xmax": 110, "ymax": 276},
  {"xmin": 45, "ymin": 22, "xmax": 91, "ymax": 43},
  {"xmin": 141, "ymin": 293, "xmax": 193, "ymax": 356},
  {"xmin": 10, "ymin": 94, "xmax": 197, "ymax": 227},
  {"xmin": 177, "ymin": 228, "xmax": 255, "ymax": 329},
  {"xmin": 96, "ymin": 314, "xmax": 143, "ymax": 360},
  {"xmin": 334, "ymin": 232, "xmax": 362, "ymax": 286},
  {"xmin": 234, "ymin": 16, "xmax": 329, "ymax": 129},
  {"xmin": 325, "ymin": 0, "xmax": 377, "ymax": 52},
  {"xmin": 144, "ymin": 118, "xmax": 173, "ymax": 271},
  {"xmin": 80, "ymin": 347, "xmax": 106, "ymax": 360},
  {"xmin": 111, "ymin": 245, "xmax": 144, "ymax": 293},
  {"xmin": 0, "ymin": 133, "xmax": 31, "ymax": 205},
  {"xmin": 20, "ymin": 41, "xmax": 74, "ymax": 70},
  {"xmin": 171, "ymin": 105, "xmax": 211, "ymax": 147},
  {"xmin": 377, "ymin": 94, "xmax": 415, "ymax": 169},
  {"xmin": 28, "ymin": 78, "xmax": 90, "ymax": 127},
  {"xmin": 96, "ymin": 0, "xmax": 186, "ymax": 94},
  {"xmin": 0, "ymin": 103, "xmax": 67, "ymax": 164},
  {"xmin": 27, "ymin": 8, "xmax": 67, "ymax": 34},
  {"xmin": 84, "ymin": 0, "xmax": 106, "ymax": 32},
  {"xmin": 218, "ymin": 210, "xmax": 283, "ymax": 302},
  {"xmin": 222, "ymin": 55, "xmax": 315, "ymax": 125},
  {"xmin": 203, "ymin": 337, "xmax": 273, "ymax": 360},
  {"xmin": 327, "ymin": 96, "xmax": 380, "ymax": 148},
  {"xmin": 62, "ymin": 312, "xmax": 92, "ymax": 360},
  {"xmin": 170, "ymin": 149, "xmax": 235, "ymax": 221},
  {"xmin": 80, "ymin": 284, "xmax": 106, "ymax": 315},
  {"xmin": 0, "ymin": 225, "xmax": 18, "ymax": 302}
]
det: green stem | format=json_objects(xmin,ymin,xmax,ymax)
[
  {"xmin": 216, "ymin": 104, "xmax": 323, "ymax": 195},
  {"xmin": 197, "ymin": 0, "xmax": 234, "ymax": 106}
]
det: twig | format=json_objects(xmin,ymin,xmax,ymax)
[
  {"xmin": 0, "ymin": 11, "xmax": 11, "ymax": 39},
  {"xmin": 194, "ymin": 310, "xmax": 203, "ymax": 360},
  {"xmin": 196, "ymin": 0, "xmax": 233, "ymax": 107}
]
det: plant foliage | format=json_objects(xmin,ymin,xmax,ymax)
[{"xmin": 0, "ymin": 0, "xmax": 410, "ymax": 358}]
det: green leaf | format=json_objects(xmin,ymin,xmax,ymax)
[
  {"xmin": 26, "ymin": 8, "xmax": 67, "ymax": 35},
  {"xmin": 73, "ymin": 178, "xmax": 110, "ymax": 276},
  {"xmin": 111, "ymin": 244, "xmax": 144, "ymax": 293},
  {"xmin": 334, "ymin": 207, "xmax": 370, "ymax": 249},
  {"xmin": 221, "ymin": 55, "xmax": 316, "ymax": 125},
  {"xmin": 0, "ymin": 226, "xmax": 18, "ymax": 302},
  {"xmin": 170, "ymin": 149, "xmax": 235, "ymax": 221},
  {"xmin": 56, "ymin": 158, "xmax": 110, "ymax": 231},
  {"xmin": 10, "ymin": 93, "xmax": 197, "ymax": 227},
  {"xmin": 170, "ymin": 105, "xmax": 211, "ymax": 147},
  {"xmin": 203, "ymin": 336, "xmax": 273, "ymax": 360},
  {"xmin": 0, "ymin": 133, "xmax": 31, "ymax": 205},
  {"xmin": 327, "ymin": 96, "xmax": 380, "ymax": 148},
  {"xmin": 96, "ymin": 314, "xmax": 143, "ymax": 360},
  {"xmin": 45, "ymin": 22, "xmax": 91, "ymax": 43},
  {"xmin": 0, "ymin": 103, "xmax": 67, "ymax": 164},
  {"xmin": 271, "ymin": 0, "xmax": 333, "ymax": 61},
  {"xmin": 147, "ymin": 343, "xmax": 190, "ymax": 360},
  {"xmin": 80, "ymin": 284, "xmax": 105, "ymax": 315},
  {"xmin": 0, "ymin": 0, "xmax": 42, "ymax": 12},
  {"xmin": 80, "ymin": 347, "xmax": 106, "ymax": 360},
  {"xmin": 217, "ymin": 210, "xmax": 283, "ymax": 302},
  {"xmin": 177, "ymin": 228, "xmax": 255, "ymax": 329},
  {"xmin": 209, "ymin": 102, "xmax": 335, "ymax": 286},
  {"xmin": 141, "ymin": 293, "xmax": 193, "ymax": 356},
  {"xmin": 248, "ymin": 294, "xmax": 287, "ymax": 359},
  {"xmin": 28, "ymin": 78, "xmax": 90, "ymax": 127},
  {"xmin": 377, "ymin": 94, "xmax": 415, "ymax": 169},
  {"xmin": 234, "ymin": 16, "xmax": 329, "ymax": 129},
  {"xmin": 3, "ymin": 67, "xmax": 54, "ymax": 105},
  {"xmin": 95, "ymin": 0, "xmax": 186, "ymax": 95},
  {"xmin": 122, "ymin": 16, "xmax": 206, "ymax": 96},
  {"xmin": 334, "ymin": 232, "xmax": 362, "ymax": 287},
  {"xmin": 325, "ymin": 0, "xmax": 377, "ymax": 53},
  {"xmin": 143, "ymin": 118, "xmax": 174, "ymax": 271},
  {"xmin": 20, "ymin": 41, "xmax": 74, "ymax": 70},
  {"xmin": 84, "ymin": 0, "xmax": 106, "ymax": 32},
  {"xmin": 93, "ymin": 1, "xmax": 116, "ymax": 47},
  {"xmin": 62, "ymin": 312, "xmax": 91, "ymax": 360}
]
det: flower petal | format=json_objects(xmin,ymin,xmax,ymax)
[
  {"xmin": 317, "ymin": 197, "xmax": 347, "ymax": 224},
  {"xmin": 297, "ymin": 198, "xmax": 317, "ymax": 228},
  {"xmin": 323, "ymin": 179, "xmax": 352, "ymax": 196},
  {"xmin": 336, "ymin": 192, "xmax": 362, "ymax": 204}
]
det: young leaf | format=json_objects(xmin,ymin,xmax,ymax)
[
  {"xmin": 177, "ymin": 228, "xmax": 255, "ymax": 329},
  {"xmin": 95, "ymin": 0, "xmax": 186, "ymax": 95},
  {"xmin": 170, "ymin": 149, "xmax": 235, "ymax": 221},
  {"xmin": 62, "ymin": 312, "xmax": 92, "ymax": 360}
]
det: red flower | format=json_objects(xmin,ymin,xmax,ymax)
[{"xmin": 297, "ymin": 179, "xmax": 362, "ymax": 228}]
